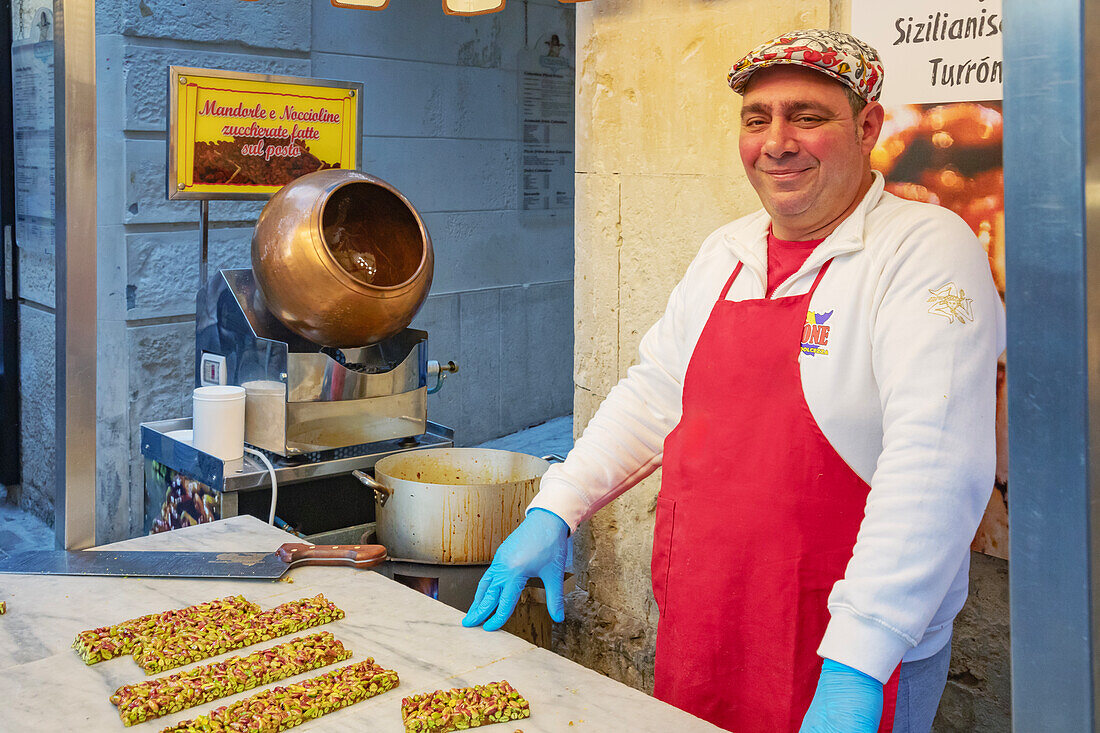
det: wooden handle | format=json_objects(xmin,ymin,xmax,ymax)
[{"xmin": 276, "ymin": 543, "xmax": 388, "ymax": 569}]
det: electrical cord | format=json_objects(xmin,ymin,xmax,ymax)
[{"xmin": 243, "ymin": 446, "xmax": 278, "ymax": 525}]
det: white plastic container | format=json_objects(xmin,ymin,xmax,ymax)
[
  {"xmin": 242, "ymin": 380, "xmax": 287, "ymax": 452},
  {"xmin": 192, "ymin": 385, "xmax": 246, "ymax": 461}
]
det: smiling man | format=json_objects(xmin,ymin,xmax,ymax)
[
  {"xmin": 738, "ymin": 65, "xmax": 880, "ymax": 241},
  {"xmin": 462, "ymin": 29, "xmax": 1004, "ymax": 733}
]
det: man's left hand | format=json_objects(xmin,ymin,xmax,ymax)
[{"xmin": 799, "ymin": 659, "xmax": 884, "ymax": 733}]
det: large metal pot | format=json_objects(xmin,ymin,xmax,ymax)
[
  {"xmin": 252, "ymin": 169, "xmax": 434, "ymax": 347},
  {"xmin": 353, "ymin": 448, "xmax": 551, "ymax": 564}
]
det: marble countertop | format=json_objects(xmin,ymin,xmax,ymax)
[{"xmin": 0, "ymin": 516, "xmax": 721, "ymax": 732}]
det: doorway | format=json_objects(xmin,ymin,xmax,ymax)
[{"xmin": 0, "ymin": 0, "xmax": 21, "ymax": 487}]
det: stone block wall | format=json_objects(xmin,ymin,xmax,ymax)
[
  {"xmin": 560, "ymin": 1, "xmax": 1011, "ymax": 730},
  {"xmin": 16, "ymin": 0, "xmax": 575, "ymax": 542},
  {"xmin": 311, "ymin": 1, "xmax": 576, "ymax": 439},
  {"xmin": 93, "ymin": 1, "xmax": 312, "ymax": 543},
  {"xmin": 12, "ymin": 304, "xmax": 54, "ymax": 525}
]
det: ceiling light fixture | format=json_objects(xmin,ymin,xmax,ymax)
[{"xmin": 320, "ymin": 0, "xmax": 590, "ymax": 15}]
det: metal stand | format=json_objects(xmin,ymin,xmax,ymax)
[{"xmin": 199, "ymin": 200, "xmax": 209, "ymax": 290}]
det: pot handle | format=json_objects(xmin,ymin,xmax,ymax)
[{"xmin": 352, "ymin": 469, "xmax": 393, "ymax": 507}]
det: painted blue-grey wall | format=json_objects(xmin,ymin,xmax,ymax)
[{"xmin": 15, "ymin": 0, "xmax": 574, "ymax": 542}]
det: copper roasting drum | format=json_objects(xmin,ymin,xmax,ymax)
[{"xmin": 252, "ymin": 169, "xmax": 434, "ymax": 348}]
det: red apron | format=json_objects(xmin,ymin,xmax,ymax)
[{"xmin": 652, "ymin": 260, "xmax": 899, "ymax": 732}]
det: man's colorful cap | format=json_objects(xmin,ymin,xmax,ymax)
[{"xmin": 727, "ymin": 29, "xmax": 884, "ymax": 103}]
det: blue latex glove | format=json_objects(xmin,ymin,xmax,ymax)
[
  {"xmin": 799, "ymin": 659, "xmax": 884, "ymax": 733},
  {"xmin": 461, "ymin": 508, "xmax": 569, "ymax": 631}
]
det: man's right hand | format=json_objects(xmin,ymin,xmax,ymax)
[{"xmin": 461, "ymin": 508, "xmax": 569, "ymax": 631}]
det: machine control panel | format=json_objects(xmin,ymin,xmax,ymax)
[{"xmin": 199, "ymin": 352, "xmax": 228, "ymax": 386}]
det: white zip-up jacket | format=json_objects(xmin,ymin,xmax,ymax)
[{"xmin": 529, "ymin": 172, "xmax": 1005, "ymax": 683}]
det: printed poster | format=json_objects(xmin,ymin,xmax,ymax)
[
  {"xmin": 853, "ymin": 0, "xmax": 1007, "ymax": 558},
  {"xmin": 147, "ymin": 461, "xmax": 221, "ymax": 534},
  {"xmin": 518, "ymin": 30, "xmax": 575, "ymax": 218}
]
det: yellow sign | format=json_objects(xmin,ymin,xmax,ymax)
[{"xmin": 168, "ymin": 67, "xmax": 362, "ymax": 200}]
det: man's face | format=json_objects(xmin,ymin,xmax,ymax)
[{"xmin": 738, "ymin": 65, "xmax": 882, "ymax": 240}]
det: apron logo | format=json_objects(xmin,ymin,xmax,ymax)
[
  {"xmin": 927, "ymin": 282, "xmax": 974, "ymax": 324},
  {"xmin": 801, "ymin": 310, "xmax": 833, "ymax": 356}
]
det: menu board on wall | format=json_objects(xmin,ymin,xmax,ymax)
[
  {"xmin": 853, "ymin": 0, "xmax": 1007, "ymax": 559},
  {"xmin": 518, "ymin": 31, "xmax": 575, "ymax": 218},
  {"xmin": 167, "ymin": 67, "xmax": 363, "ymax": 200}
]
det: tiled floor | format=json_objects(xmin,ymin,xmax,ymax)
[
  {"xmin": 474, "ymin": 414, "xmax": 574, "ymax": 458},
  {"xmin": 0, "ymin": 415, "xmax": 574, "ymax": 555},
  {"xmin": 0, "ymin": 500, "xmax": 53, "ymax": 558}
]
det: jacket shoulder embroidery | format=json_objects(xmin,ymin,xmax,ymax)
[{"xmin": 927, "ymin": 282, "xmax": 974, "ymax": 324}]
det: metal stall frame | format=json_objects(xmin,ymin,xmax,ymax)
[
  {"xmin": 52, "ymin": 0, "xmax": 96, "ymax": 549},
  {"xmin": 0, "ymin": 0, "xmax": 23, "ymax": 486},
  {"xmin": 1005, "ymin": 0, "xmax": 1098, "ymax": 728}
]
